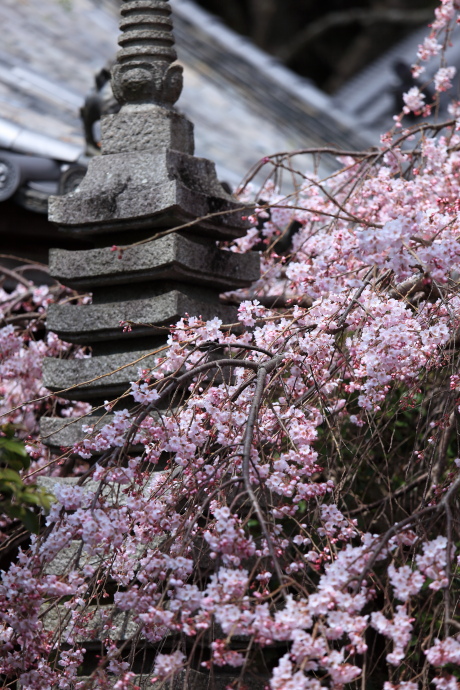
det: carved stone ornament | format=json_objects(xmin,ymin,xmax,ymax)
[{"xmin": 111, "ymin": 0, "xmax": 184, "ymax": 106}]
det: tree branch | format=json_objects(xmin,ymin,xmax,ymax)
[
  {"xmin": 249, "ymin": 0, "xmax": 277, "ymax": 48},
  {"xmin": 242, "ymin": 358, "xmax": 286, "ymax": 587},
  {"xmin": 355, "ymin": 473, "xmax": 460, "ymax": 592},
  {"xmin": 278, "ymin": 8, "xmax": 434, "ymax": 64}
]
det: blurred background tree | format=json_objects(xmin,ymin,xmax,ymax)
[{"xmin": 194, "ymin": 0, "xmax": 436, "ymax": 92}]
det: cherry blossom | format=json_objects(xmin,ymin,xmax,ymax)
[
  {"xmin": 434, "ymin": 66, "xmax": 457, "ymax": 92},
  {"xmin": 403, "ymin": 87, "xmax": 426, "ymax": 114},
  {"xmin": 371, "ymin": 605, "xmax": 415, "ymax": 666},
  {"xmin": 426, "ymin": 637, "xmax": 460, "ymax": 666}
]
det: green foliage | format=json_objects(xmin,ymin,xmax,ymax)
[{"xmin": 0, "ymin": 425, "xmax": 53, "ymax": 534}]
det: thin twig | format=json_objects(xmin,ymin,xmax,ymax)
[
  {"xmin": 241, "ymin": 356, "xmax": 285, "ymax": 587},
  {"xmin": 0, "ymin": 265, "xmax": 34, "ymax": 289},
  {"xmin": 356, "ymin": 473, "xmax": 460, "ymax": 591}
]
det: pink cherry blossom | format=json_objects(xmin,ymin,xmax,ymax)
[{"xmin": 434, "ymin": 66, "xmax": 457, "ymax": 92}]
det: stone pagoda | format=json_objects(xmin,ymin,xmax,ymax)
[
  {"xmin": 38, "ymin": 1, "xmax": 262, "ymax": 686},
  {"xmin": 41, "ymin": 0, "xmax": 259, "ymax": 447}
]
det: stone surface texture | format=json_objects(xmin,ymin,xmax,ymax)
[
  {"xmin": 40, "ymin": 414, "xmax": 115, "ymax": 448},
  {"xmin": 49, "ymin": 124, "xmax": 249, "ymax": 238},
  {"xmin": 43, "ymin": 348, "xmax": 161, "ymax": 400},
  {"xmin": 47, "ymin": 291, "xmax": 238, "ymax": 343},
  {"xmin": 101, "ymin": 104, "xmax": 194, "ymax": 155},
  {"xmin": 49, "ymin": 233, "xmax": 259, "ymax": 290}
]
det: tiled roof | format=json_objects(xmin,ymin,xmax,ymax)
[
  {"xmin": 0, "ymin": 0, "xmax": 369, "ymax": 187},
  {"xmin": 332, "ymin": 23, "xmax": 460, "ymax": 136}
]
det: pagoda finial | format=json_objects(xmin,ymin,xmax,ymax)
[{"xmin": 112, "ymin": 0, "xmax": 183, "ymax": 107}]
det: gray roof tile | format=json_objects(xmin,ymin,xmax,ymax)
[{"xmin": 0, "ymin": 0, "xmax": 368, "ymax": 186}]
